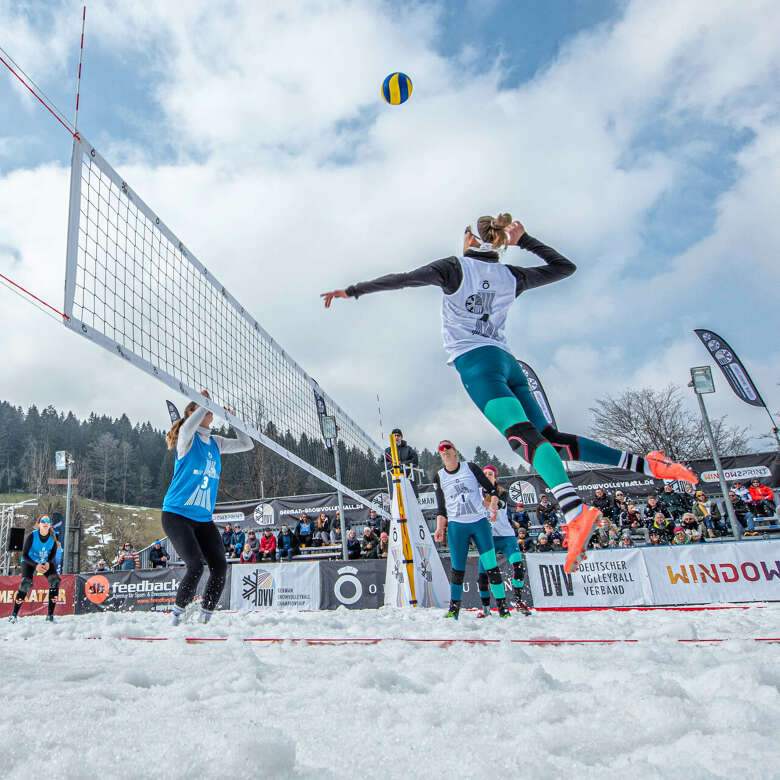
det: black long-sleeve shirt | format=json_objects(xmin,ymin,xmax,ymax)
[{"xmin": 345, "ymin": 233, "xmax": 576, "ymax": 300}]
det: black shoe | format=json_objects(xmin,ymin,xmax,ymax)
[
  {"xmin": 497, "ymin": 598, "xmax": 511, "ymax": 619},
  {"xmin": 46, "ymin": 614, "xmax": 54, "ymax": 622},
  {"xmin": 8, "ymin": 615, "xmax": 18, "ymax": 624}
]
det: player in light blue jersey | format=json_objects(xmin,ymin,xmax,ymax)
[
  {"xmin": 9, "ymin": 516, "xmax": 61, "ymax": 623},
  {"xmin": 163, "ymin": 390, "xmax": 253, "ymax": 624}
]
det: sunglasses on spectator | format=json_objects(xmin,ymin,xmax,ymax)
[{"xmin": 438, "ymin": 443, "xmax": 453, "ymax": 452}]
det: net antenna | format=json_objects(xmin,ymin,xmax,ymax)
[{"xmin": 63, "ymin": 135, "xmax": 387, "ymax": 514}]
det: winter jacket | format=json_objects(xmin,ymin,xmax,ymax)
[
  {"xmin": 536, "ymin": 501, "xmax": 558, "ymax": 525},
  {"xmin": 231, "ymin": 531, "xmax": 246, "ymax": 552},
  {"xmin": 276, "ymin": 530, "xmax": 298, "ymax": 552},
  {"xmin": 384, "ymin": 440, "xmax": 419, "ymax": 469},
  {"xmin": 246, "ymin": 534, "xmax": 261, "ymax": 553},
  {"xmin": 117, "ymin": 550, "xmax": 140, "ymax": 570},
  {"xmin": 240, "ymin": 549, "xmax": 257, "ymax": 563},
  {"xmin": 259, "ymin": 534, "xmax": 277, "ymax": 554},
  {"xmin": 729, "ymin": 496, "xmax": 752, "ymax": 521},
  {"xmin": 346, "ymin": 535, "xmax": 362, "ymax": 560},
  {"xmin": 619, "ymin": 509, "xmax": 644, "ymax": 530},
  {"xmin": 651, "ymin": 516, "xmax": 674, "ymax": 543},
  {"xmin": 221, "ymin": 528, "xmax": 234, "ymax": 551},
  {"xmin": 749, "ymin": 484, "xmax": 774, "ymax": 502},
  {"xmin": 643, "ymin": 502, "xmax": 669, "ymax": 523},
  {"xmin": 659, "ymin": 491, "xmax": 686, "ymax": 519},
  {"xmin": 510, "ymin": 510, "xmax": 531, "ymax": 529},
  {"xmin": 149, "ymin": 545, "xmax": 168, "ymax": 566},
  {"xmin": 592, "ymin": 493, "xmax": 615, "ymax": 520},
  {"xmin": 361, "ymin": 530, "xmax": 379, "ymax": 558}
]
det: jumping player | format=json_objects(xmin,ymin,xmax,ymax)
[
  {"xmin": 163, "ymin": 390, "xmax": 253, "ymax": 624},
  {"xmin": 9, "ymin": 515, "xmax": 61, "ymax": 623},
  {"xmin": 322, "ymin": 216, "xmax": 696, "ymax": 572},
  {"xmin": 433, "ymin": 440, "xmax": 510, "ymax": 620},
  {"xmin": 477, "ymin": 465, "xmax": 530, "ymax": 617}
]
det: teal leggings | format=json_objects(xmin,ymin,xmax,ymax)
[
  {"xmin": 447, "ymin": 518, "xmax": 505, "ymax": 602},
  {"xmin": 454, "ymin": 346, "xmax": 623, "ymax": 474}
]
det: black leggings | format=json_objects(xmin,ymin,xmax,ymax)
[
  {"xmin": 162, "ymin": 512, "xmax": 227, "ymax": 611},
  {"xmin": 15, "ymin": 562, "xmax": 61, "ymax": 616}
]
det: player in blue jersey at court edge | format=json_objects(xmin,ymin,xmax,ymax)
[
  {"xmin": 163, "ymin": 390, "xmax": 253, "ymax": 625},
  {"xmin": 9, "ymin": 515, "xmax": 61, "ymax": 623}
]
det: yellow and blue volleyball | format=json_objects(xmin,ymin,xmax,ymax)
[{"xmin": 382, "ymin": 72, "xmax": 413, "ymax": 105}]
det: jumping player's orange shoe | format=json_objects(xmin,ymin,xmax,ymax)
[
  {"xmin": 563, "ymin": 505, "xmax": 602, "ymax": 574},
  {"xmin": 646, "ymin": 450, "xmax": 698, "ymax": 485}
]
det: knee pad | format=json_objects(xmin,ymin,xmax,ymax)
[
  {"xmin": 18, "ymin": 577, "xmax": 33, "ymax": 597},
  {"xmin": 512, "ymin": 560, "xmax": 526, "ymax": 582},
  {"xmin": 451, "ymin": 569, "xmax": 465, "ymax": 586},
  {"xmin": 504, "ymin": 421, "xmax": 546, "ymax": 463},
  {"xmin": 541, "ymin": 425, "xmax": 580, "ymax": 461},
  {"xmin": 477, "ymin": 572, "xmax": 489, "ymax": 591},
  {"xmin": 48, "ymin": 575, "xmax": 61, "ymax": 592},
  {"xmin": 486, "ymin": 567, "xmax": 503, "ymax": 586}
]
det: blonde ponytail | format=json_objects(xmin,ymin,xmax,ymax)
[{"xmin": 166, "ymin": 401, "xmax": 199, "ymax": 449}]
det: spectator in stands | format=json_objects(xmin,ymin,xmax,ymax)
[
  {"xmin": 619, "ymin": 533, "xmax": 633, "ymax": 548},
  {"xmin": 671, "ymin": 526, "xmax": 690, "ymax": 545},
  {"xmin": 346, "ymin": 529, "xmax": 362, "ymax": 560},
  {"xmin": 651, "ymin": 512, "xmax": 674, "ymax": 543},
  {"xmin": 149, "ymin": 540, "xmax": 169, "ymax": 568},
  {"xmin": 240, "ymin": 542, "xmax": 257, "ymax": 563},
  {"xmin": 330, "ymin": 524, "xmax": 343, "ymax": 547},
  {"xmin": 551, "ymin": 537, "xmax": 564, "ymax": 553},
  {"xmin": 365, "ymin": 508, "xmax": 381, "ymax": 531},
  {"xmin": 221, "ymin": 523, "xmax": 234, "ymax": 554},
  {"xmin": 516, "ymin": 527, "xmax": 535, "ymax": 553},
  {"xmin": 643, "ymin": 495, "xmax": 668, "ymax": 525},
  {"xmin": 510, "ymin": 502, "xmax": 531, "ymax": 530},
  {"xmin": 117, "ymin": 542, "xmax": 140, "ymax": 570},
  {"xmin": 648, "ymin": 528, "xmax": 663, "ymax": 546},
  {"xmin": 681, "ymin": 512, "xmax": 705, "ymax": 541},
  {"xmin": 692, "ymin": 491, "xmax": 718, "ymax": 538},
  {"xmin": 312, "ymin": 515, "xmax": 331, "ymax": 547},
  {"xmin": 592, "ymin": 515, "xmax": 619, "ymax": 548},
  {"xmin": 334, "ymin": 510, "xmax": 348, "ymax": 531},
  {"xmin": 276, "ymin": 525, "xmax": 298, "ymax": 562},
  {"xmin": 95, "ymin": 559, "xmax": 109, "ymax": 572},
  {"xmin": 728, "ymin": 491, "xmax": 757, "ymax": 535},
  {"xmin": 231, "ymin": 525, "xmax": 246, "ymax": 558},
  {"xmin": 731, "ymin": 481, "xmax": 751, "ymax": 503},
  {"xmin": 295, "ymin": 514, "xmax": 314, "ymax": 548},
  {"xmin": 535, "ymin": 533, "xmax": 552, "ymax": 552},
  {"xmin": 592, "ymin": 488, "xmax": 616, "ymax": 522},
  {"xmin": 379, "ymin": 511, "xmax": 391, "ymax": 536},
  {"xmin": 258, "ymin": 529, "xmax": 276, "ymax": 561},
  {"xmin": 378, "ymin": 532, "xmax": 389, "ymax": 558},
  {"xmin": 614, "ymin": 490, "xmax": 626, "ymax": 506},
  {"xmin": 680, "ymin": 483, "xmax": 696, "ymax": 512},
  {"xmin": 607, "ymin": 530, "xmax": 620, "ymax": 548},
  {"xmin": 660, "ymin": 484, "xmax": 686, "ymax": 520},
  {"xmin": 246, "ymin": 530, "xmax": 260, "ymax": 556},
  {"xmin": 384, "ymin": 428, "xmax": 420, "ymax": 493},
  {"xmin": 748, "ymin": 479, "xmax": 776, "ymax": 517},
  {"xmin": 361, "ymin": 527, "xmax": 379, "ymax": 558},
  {"xmin": 620, "ymin": 500, "xmax": 644, "ymax": 532},
  {"xmin": 542, "ymin": 521, "xmax": 561, "ymax": 545},
  {"xmin": 536, "ymin": 495, "xmax": 558, "ymax": 527}
]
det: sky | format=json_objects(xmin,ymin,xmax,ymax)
[{"xmin": 0, "ymin": 0, "xmax": 778, "ymax": 473}]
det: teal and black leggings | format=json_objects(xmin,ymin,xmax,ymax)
[
  {"xmin": 447, "ymin": 518, "xmax": 506, "ymax": 603},
  {"xmin": 455, "ymin": 346, "xmax": 627, "ymax": 499},
  {"xmin": 478, "ymin": 535, "xmax": 524, "ymax": 604}
]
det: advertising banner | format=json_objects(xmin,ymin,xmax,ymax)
[
  {"xmin": 643, "ymin": 540, "xmax": 780, "ymax": 606},
  {"xmin": 319, "ymin": 560, "xmax": 385, "ymax": 609},
  {"xmin": 0, "ymin": 574, "xmax": 75, "ymax": 617},
  {"xmin": 526, "ymin": 549, "xmax": 652, "ymax": 608},
  {"xmin": 74, "ymin": 568, "xmax": 231, "ymax": 614},
  {"xmin": 694, "ymin": 329, "xmax": 764, "ymax": 407},
  {"xmin": 230, "ymin": 562, "xmax": 320, "ymax": 611}
]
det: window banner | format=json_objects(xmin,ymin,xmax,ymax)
[
  {"xmin": 319, "ymin": 560, "xmax": 385, "ymax": 609},
  {"xmin": 642, "ymin": 540, "xmax": 780, "ymax": 605},
  {"xmin": 74, "ymin": 568, "xmax": 231, "ymax": 614},
  {"xmin": 230, "ymin": 562, "xmax": 320, "ymax": 611},
  {"xmin": 0, "ymin": 574, "xmax": 75, "ymax": 617},
  {"xmin": 526, "ymin": 549, "xmax": 653, "ymax": 608}
]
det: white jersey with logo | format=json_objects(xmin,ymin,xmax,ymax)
[
  {"xmin": 436, "ymin": 462, "xmax": 487, "ymax": 525},
  {"xmin": 441, "ymin": 255, "xmax": 517, "ymax": 364},
  {"xmin": 491, "ymin": 502, "xmax": 515, "ymax": 537}
]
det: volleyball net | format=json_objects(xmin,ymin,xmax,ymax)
[{"xmin": 63, "ymin": 135, "xmax": 385, "ymax": 508}]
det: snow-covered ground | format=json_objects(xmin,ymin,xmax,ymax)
[{"xmin": 2, "ymin": 605, "xmax": 779, "ymax": 779}]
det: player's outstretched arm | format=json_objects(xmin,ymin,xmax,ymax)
[{"xmin": 321, "ymin": 289, "xmax": 349, "ymax": 308}]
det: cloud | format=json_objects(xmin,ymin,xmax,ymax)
[{"xmin": 0, "ymin": 0, "xmax": 778, "ymax": 475}]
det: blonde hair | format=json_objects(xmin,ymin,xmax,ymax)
[
  {"xmin": 166, "ymin": 401, "xmax": 199, "ymax": 450},
  {"xmin": 476, "ymin": 213, "xmax": 513, "ymax": 249}
]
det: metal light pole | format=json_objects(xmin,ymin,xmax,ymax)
[
  {"xmin": 689, "ymin": 367, "xmax": 741, "ymax": 539},
  {"xmin": 322, "ymin": 416, "xmax": 348, "ymax": 561},
  {"xmin": 56, "ymin": 451, "xmax": 75, "ymax": 572}
]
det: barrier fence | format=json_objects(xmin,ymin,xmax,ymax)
[{"xmin": 5, "ymin": 540, "xmax": 779, "ymax": 616}]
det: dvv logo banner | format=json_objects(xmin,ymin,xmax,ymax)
[
  {"xmin": 230, "ymin": 562, "xmax": 320, "ymax": 611},
  {"xmin": 526, "ymin": 549, "xmax": 653, "ymax": 607}
]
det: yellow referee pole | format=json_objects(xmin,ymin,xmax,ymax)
[{"xmin": 390, "ymin": 434, "xmax": 417, "ymax": 606}]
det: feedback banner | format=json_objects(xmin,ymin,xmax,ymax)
[
  {"xmin": 643, "ymin": 540, "xmax": 780, "ymax": 605},
  {"xmin": 0, "ymin": 574, "xmax": 75, "ymax": 617},
  {"xmin": 230, "ymin": 562, "xmax": 320, "ymax": 611},
  {"xmin": 526, "ymin": 549, "xmax": 652, "ymax": 608}
]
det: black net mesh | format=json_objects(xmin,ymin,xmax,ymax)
[{"xmin": 65, "ymin": 137, "xmax": 384, "ymax": 493}]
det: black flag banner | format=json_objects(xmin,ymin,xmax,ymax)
[
  {"xmin": 166, "ymin": 400, "xmax": 181, "ymax": 424},
  {"xmin": 517, "ymin": 361, "xmax": 557, "ymax": 428},
  {"xmin": 694, "ymin": 330, "xmax": 764, "ymax": 407}
]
